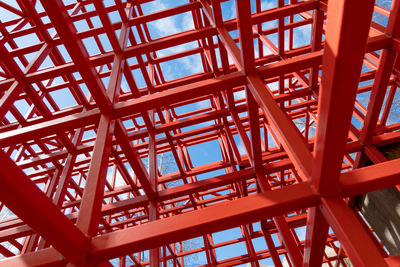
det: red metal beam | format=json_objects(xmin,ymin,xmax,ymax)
[
  {"xmin": 305, "ymin": 0, "xmax": 379, "ymax": 265},
  {"xmin": 40, "ymin": 0, "xmax": 112, "ymax": 114},
  {"xmin": 0, "ymin": 0, "xmax": 399, "ymax": 265},
  {"xmin": 320, "ymin": 196, "xmax": 387, "ymax": 266},
  {"xmin": 90, "ymin": 182, "xmax": 318, "ymax": 261},
  {"xmin": 0, "ymin": 151, "xmax": 89, "ymax": 261}
]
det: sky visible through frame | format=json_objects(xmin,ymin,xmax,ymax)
[{"xmin": 0, "ymin": 0, "xmax": 399, "ymax": 265}]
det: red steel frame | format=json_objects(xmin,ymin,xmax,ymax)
[{"xmin": 0, "ymin": 0, "xmax": 400, "ymax": 266}]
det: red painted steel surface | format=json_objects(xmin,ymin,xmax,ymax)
[{"xmin": 0, "ymin": 0, "xmax": 399, "ymax": 266}]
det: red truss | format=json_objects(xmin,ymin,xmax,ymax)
[{"xmin": 0, "ymin": 0, "xmax": 400, "ymax": 266}]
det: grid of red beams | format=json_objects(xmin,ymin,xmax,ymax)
[{"xmin": 0, "ymin": 0, "xmax": 400, "ymax": 266}]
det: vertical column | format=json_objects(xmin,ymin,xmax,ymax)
[
  {"xmin": 76, "ymin": 115, "xmax": 115, "ymax": 237},
  {"xmin": 148, "ymin": 110, "xmax": 160, "ymax": 267},
  {"xmin": 303, "ymin": 0, "xmax": 386, "ymax": 266}
]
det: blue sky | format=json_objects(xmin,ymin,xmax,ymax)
[{"xmin": 1, "ymin": 0, "xmax": 397, "ymax": 265}]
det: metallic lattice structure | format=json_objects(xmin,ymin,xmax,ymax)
[{"xmin": 0, "ymin": 0, "xmax": 400, "ymax": 266}]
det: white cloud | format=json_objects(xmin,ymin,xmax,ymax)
[
  {"xmin": 145, "ymin": 1, "xmax": 205, "ymax": 79},
  {"xmin": 268, "ymin": 81, "xmax": 279, "ymax": 91},
  {"xmin": 238, "ymin": 142, "xmax": 246, "ymax": 155},
  {"xmin": 178, "ymin": 54, "xmax": 203, "ymax": 74},
  {"xmin": 148, "ymin": 0, "xmax": 169, "ymax": 13},
  {"xmin": 230, "ymin": 1, "xmax": 237, "ymax": 20},
  {"xmin": 234, "ymin": 89, "xmax": 246, "ymax": 100},
  {"xmin": 256, "ymin": 1, "xmax": 312, "ymax": 53},
  {"xmin": 182, "ymin": 11, "xmax": 195, "ymax": 31},
  {"xmin": 261, "ymin": 0, "xmax": 277, "ymax": 10},
  {"xmin": 148, "ymin": 0, "xmax": 181, "ymax": 37},
  {"xmin": 292, "ymin": 24, "xmax": 312, "ymax": 48},
  {"xmin": 145, "ymin": 0, "xmax": 203, "ymax": 80},
  {"xmin": 196, "ymin": 99, "xmax": 210, "ymax": 109},
  {"xmin": 152, "ymin": 16, "xmax": 180, "ymax": 36}
]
